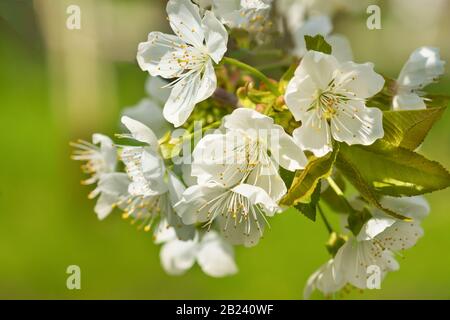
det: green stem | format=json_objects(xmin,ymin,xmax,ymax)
[
  {"xmin": 318, "ymin": 204, "xmax": 333, "ymax": 234},
  {"xmin": 222, "ymin": 57, "xmax": 280, "ymax": 96},
  {"xmin": 327, "ymin": 177, "xmax": 344, "ymax": 196}
]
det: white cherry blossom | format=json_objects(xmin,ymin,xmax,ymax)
[
  {"xmin": 191, "ymin": 108, "xmax": 307, "ymax": 201},
  {"xmin": 304, "ymin": 196, "xmax": 429, "ymax": 298},
  {"xmin": 118, "ymin": 116, "xmax": 195, "ymax": 239},
  {"xmin": 393, "ymin": 47, "xmax": 445, "ymax": 110},
  {"xmin": 285, "ymin": 51, "xmax": 385, "ymax": 157},
  {"xmin": 137, "ymin": 0, "xmax": 228, "ymax": 127}
]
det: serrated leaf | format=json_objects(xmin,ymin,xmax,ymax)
[
  {"xmin": 280, "ymin": 145, "xmax": 339, "ymax": 206},
  {"xmin": 382, "ymin": 107, "xmax": 445, "ymax": 150},
  {"xmin": 337, "ymin": 142, "xmax": 450, "ymax": 215},
  {"xmin": 294, "ymin": 181, "xmax": 322, "ymax": 221},
  {"xmin": 304, "ymin": 35, "xmax": 332, "ymax": 54},
  {"xmin": 335, "ymin": 146, "xmax": 409, "ymax": 221}
]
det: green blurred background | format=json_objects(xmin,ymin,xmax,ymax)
[{"xmin": 0, "ymin": 0, "xmax": 449, "ymax": 299}]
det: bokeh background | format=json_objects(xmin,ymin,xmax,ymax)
[{"xmin": 0, "ymin": 0, "xmax": 449, "ymax": 299}]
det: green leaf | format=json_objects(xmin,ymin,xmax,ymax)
[
  {"xmin": 304, "ymin": 35, "xmax": 332, "ymax": 54},
  {"xmin": 423, "ymin": 94, "xmax": 450, "ymax": 108},
  {"xmin": 337, "ymin": 142, "xmax": 450, "ymax": 210},
  {"xmin": 280, "ymin": 145, "xmax": 339, "ymax": 206},
  {"xmin": 294, "ymin": 181, "xmax": 322, "ymax": 222},
  {"xmin": 382, "ymin": 107, "xmax": 446, "ymax": 150}
]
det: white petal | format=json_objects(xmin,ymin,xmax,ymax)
[
  {"xmin": 202, "ymin": 11, "xmax": 228, "ymax": 63},
  {"xmin": 223, "ymin": 108, "xmax": 274, "ymax": 131},
  {"xmin": 217, "ymin": 211, "xmax": 266, "ymax": 247},
  {"xmin": 336, "ymin": 61, "xmax": 385, "ymax": 99},
  {"xmin": 160, "ymin": 237, "xmax": 198, "ymax": 275},
  {"xmin": 231, "ymin": 183, "xmax": 280, "ymax": 216},
  {"xmin": 137, "ymin": 32, "xmax": 186, "ymax": 78},
  {"xmin": 175, "ymin": 182, "xmax": 226, "ymax": 225},
  {"xmin": 331, "ymin": 101, "xmax": 384, "ymax": 146},
  {"xmin": 94, "ymin": 193, "xmax": 117, "ymax": 220},
  {"xmin": 392, "ymin": 93, "xmax": 426, "ymax": 111},
  {"xmin": 327, "ymin": 34, "xmax": 353, "ymax": 62},
  {"xmin": 181, "ymin": 163, "xmax": 198, "ymax": 186},
  {"xmin": 195, "ymin": 60, "xmax": 217, "ymax": 104},
  {"xmin": 97, "ymin": 172, "xmax": 130, "ymax": 195},
  {"xmin": 167, "ymin": 170, "xmax": 186, "ymax": 206},
  {"xmin": 269, "ymin": 125, "xmax": 308, "ymax": 171},
  {"xmin": 246, "ymin": 160, "xmax": 288, "ymax": 202},
  {"xmin": 191, "ymin": 132, "xmax": 247, "ymax": 187},
  {"xmin": 293, "ymin": 15, "xmax": 332, "ymax": 57},
  {"xmin": 376, "ymin": 221, "xmax": 424, "ymax": 252},
  {"xmin": 197, "ymin": 231, "xmax": 238, "ymax": 277},
  {"xmin": 121, "ymin": 116, "xmax": 159, "ymax": 150},
  {"xmin": 296, "ymin": 50, "xmax": 339, "ymax": 89},
  {"xmin": 121, "ymin": 99, "xmax": 170, "ymax": 139},
  {"xmin": 163, "ymin": 71, "xmax": 201, "ymax": 127},
  {"xmin": 145, "ymin": 76, "xmax": 171, "ymax": 104},
  {"xmin": 92, "ymin": 133, "xmax": 117, "ymax": 172},
  {"xmin": 167, "ymin": 0, "xmax": 205, "ymax": 48},
  {"xmin": 284, "ymin": 73, "xmax": 318, "ymax": 122},
  {"xmin": 153, "ymin": 219, "xmax": 177, "ymax": 244},
  {"xmin": 397, "ymin": 46, "xmax": 445, "ymax": 90},
  {"xmin": 357, "ymin": 216, "xmax": 396, "ymax": 241},
  {"xmin": 292, "ymin": 112, "xmax": 333, "ymax": 157},
  {"xmin": 380, "ymin": 196, "xmax": 430, "ymax": 221},
  {"xmin": 304, "ymin": 260, "xmax": 345, "ymax": 299},
  {"xmin": 121, "ymin": 148, "xmax": 168, "ymax": 197}
]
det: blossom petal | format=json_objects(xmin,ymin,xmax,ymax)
[
  {"xmin": 336, "ymin": 61, "xmax": 384, "ymax": 99},
  {"xmin": 284, "ymin": 74, "xmax": 318, "ymax": 122},
  {"xmin": 137, "ymin": 32, "xmax": 186, "ymax": 78},
  {"xmin": 330, "ymin": 101, "xmax": 384, "ymax": 146},
  {"xmin": 195, "ymin": 59, "xmax": 217, "ymax": 104},
  {"xmin": 160, "ymin": 237, "xmax": 198, "ymax": 275},
  {"xmin": 197, "ymin": 231, "xmax": 238, "ymax": 277},
  {"xmin": 92, "ymin": 133, "xmax": 117, "ymax": 172},
  {"xmin": 297, "ymin": 51, "xmax": 339, "ymax": 89},
  {"xmin": 121, "ymin": 116, "xmax": 159, "ymax": 150},
  {"xmin": 202, "ymin": 11, "xmax": 228, "ymax": 63},
  {"xmin": 269, "ymin": 125, "xmax": 308, "ymax": 171},
  {"xmin": 175, "ymin": 182, "xmax": 226, "ymax": 225},
  {"xmin": 397, "ymin": 46, "xmax": 445, "ymax": 90},
  {"xmin": 163, "ymin": 71, "xmax": 201, "ymax": 127},
  {"xmin": 304, "ymin": 260, "xmax": 345, "ymax": 299},
  {"xmin": 167, "ymin": 0, "xmax": 205, "ymax": 48},
  {"xmin": 292, "ymin": 112, "xmax": 333, "ymax": 157},
  {"xmin": 392, "ymin": 93, "xmax": 426, "ymax": 111},
  {"xmin": 231, "ymin": 184, "xmax": 280, "ymax": 216},
  {"xmin": 223, "ymin": 108, "xmax": 274, "ymax": 131}
]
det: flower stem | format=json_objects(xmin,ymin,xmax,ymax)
[
  {"xmin": 222, "ymin": 57, "xmax": 280, "ymax": 96},
  {"xmin": 318, "ymin": 204, "xmax": 333, "ymax": 234}
]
